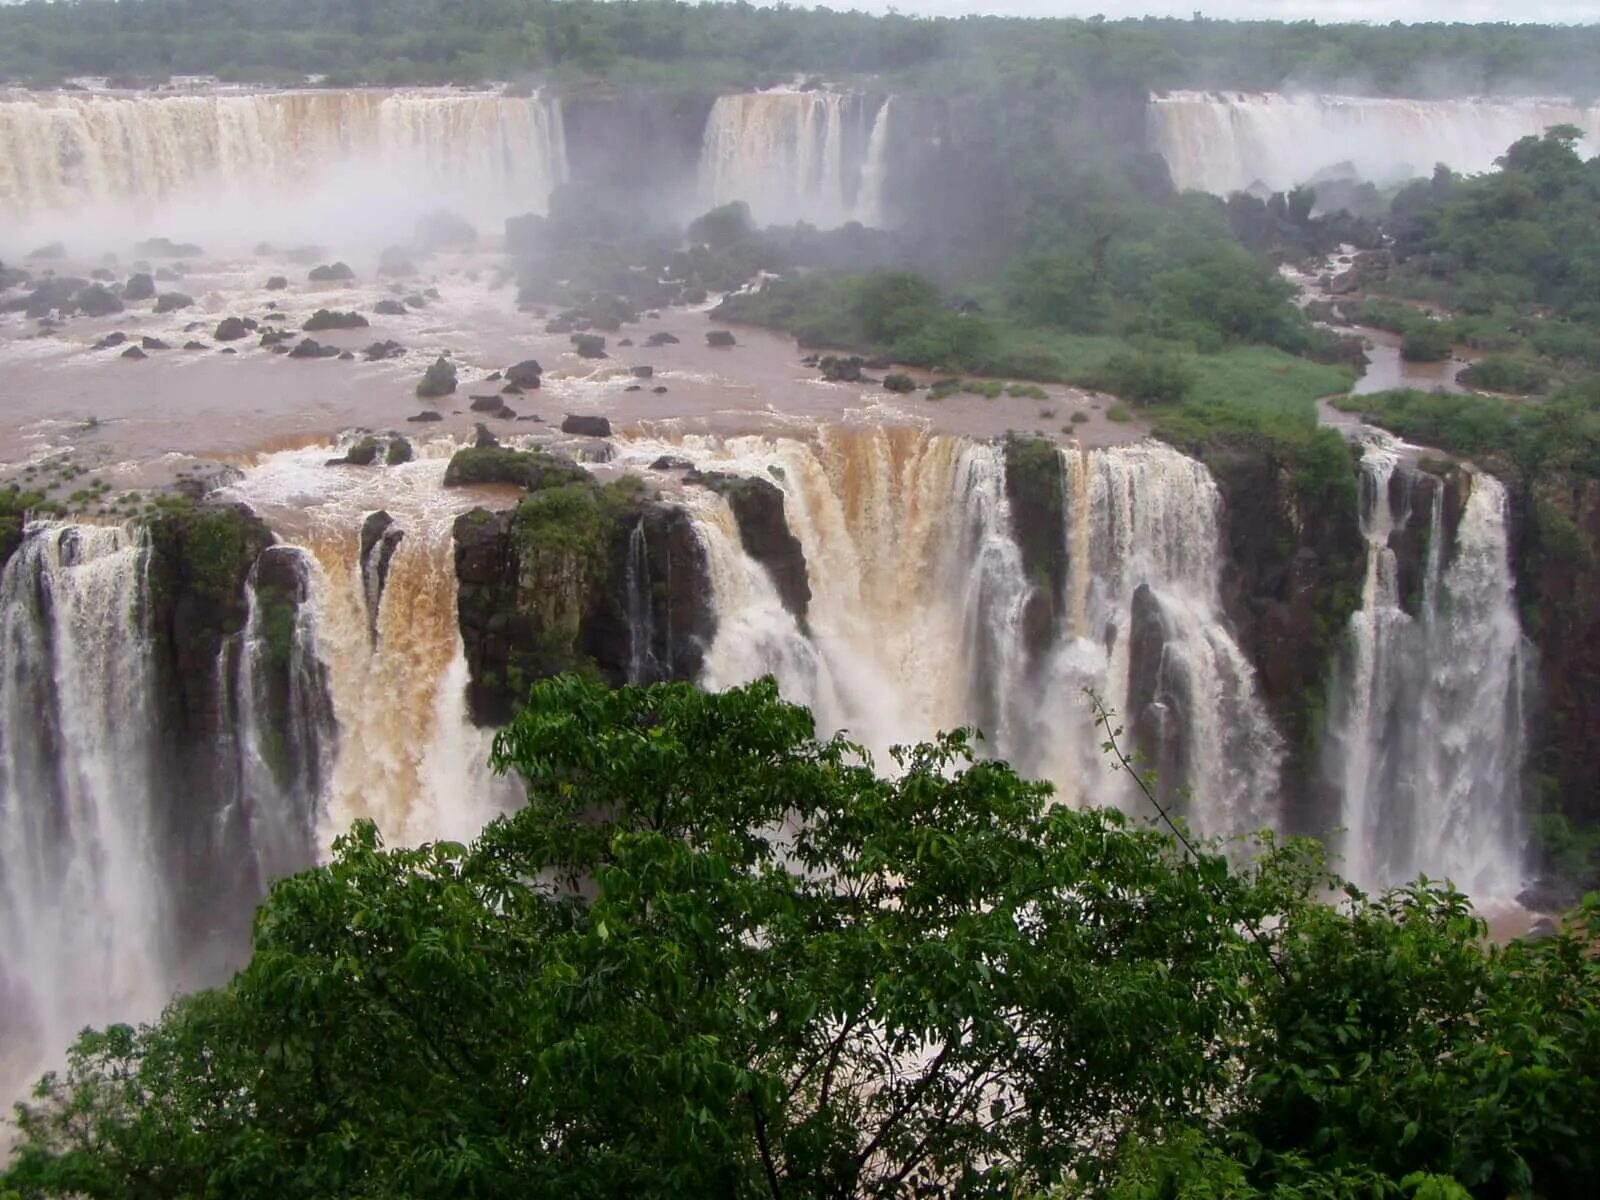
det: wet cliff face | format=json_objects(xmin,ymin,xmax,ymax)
[
  {"xmin": 698, "ymin": 472, "xmax": 811, "ymax": 625},
  {"xmin": 1192, "ymin": 439, "xmax": 1366, "ymax": 832},
  {"xmin": 143, "ymin": 503, "xmax": 283, "ymax": 960},
  {"xmin": 1002, "ymin": 436, "xmax": 1067, "ymax": 663},
  {"xmin": 453, "ymin": 476, "xmax": 717, "ymax": 727},
  {"xmin": 1512, "ymin": 481, "xmax": 1600, "ymax": 837}
]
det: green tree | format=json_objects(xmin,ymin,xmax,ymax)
[{"xmin": 7, "ymin": 678, "xmax": 1600, "ymax": 1198}]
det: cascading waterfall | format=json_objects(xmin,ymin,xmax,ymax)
[
  {"xmin": 1031, "ymin": 443, "xmax": 1283, "ymax": 837},
  {"xmin": 1327, "ymin": 439, "xmax": 1526, "ymax": 894},
  {"xmin": 0, "ymin": 523, "xmax": 172, "ymax": 1105},
  {"xmin": 697, "ymin": 91, "xmax": 893, "ymax": 227},
  {"xmin": 219, "ymin": 551, "xmax": 333, "ymax": 890},
  {"xmin": 0, "ymin": 88, "xmax": 569, "ymax": 247},
  {"xmin": 669, "ymin": 430, "xmax": 1276, "ymax": 836},
  {"xmin": 219, "ymin": 445, "xmax": 516, "ymax": 849},
  {"xmin": 1150, "ymin": 90, "xmax": 1600, "ymax": 194}
]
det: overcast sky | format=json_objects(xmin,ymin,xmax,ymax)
[{"xmin": 823, "ymin": 1, "xmax": 1600, "ymax": 20}]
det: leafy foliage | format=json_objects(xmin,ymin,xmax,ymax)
[{"xmin": 6, "ymin": 677, "xmax": 1600, "ymax": 1198}]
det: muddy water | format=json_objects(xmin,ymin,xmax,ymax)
[{"xmin": 1, "ymin": 247, "xmax": 1126, "ymax": 477}]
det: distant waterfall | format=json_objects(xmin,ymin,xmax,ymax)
[
  {"xmin": 1327, "ymin": 440, "xmax": 1526, "ymax": 894},
  {"xmin": 0, "ymin": 524, "xmax": 172, "ymax": 1103},
  {"xmin": 1150, "ymin": 91, "xmax": 1600, "ymax": 194},
  {"xmin": 1031, "ymin": 443, "xmax": 1282, "ymax": 837},
  {"xmin": 0, "ymin": 88, "xmax": 569, "ymax": 248},
  {"xmin": 697, "ymin": 91, "xmax": 893, "ymax": 227}
]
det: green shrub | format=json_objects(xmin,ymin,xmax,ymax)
[
  {"xmin": 1091, "ymin": 351, "xmax": 1194, "ymax": 405},
  {"xmin": 1401, "ymin": 321, "xmax": 1453, "ymax": 363},
  {"xmin": 1106, "ymin": 401, "xmax": 1134, "ymax": 422}
]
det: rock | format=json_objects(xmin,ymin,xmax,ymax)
[
  {"xmin": 91, "ymin": 267, "xmax": 115, "ymax": 281},
  {"xmin": 415, "ymin": 209, "xmax": 477, "ymax": 251},
  {"xmin": 444, "ymin": 443, "xmax": 592, "ymax": 490},
  {"xmin": 619, "ymin": 338, "xmax": 634, "ymax": 347},
  {"xmin": 473, "ymin": 423, "xmax": 499, "ymax": 450},
  {"xmin": 327, "ymin": 436, "xmax": 379, "ymax": 466},
  {"xmin": 259, "ymin": 328, "xmax": 294, "ymax": 348},
  {"xmin": 407, "ymin": 410, "xmax": 444, "ymax": 423},
  {"xmin": 121, "ymin": 345, "xmax": 147, "ymax": 360},
  {"xmin": 308, "ymin": 262, "xmax": 355, "ymax": 283},
  {"xmin": 289, "ymin": 338, "xmax": 342, "ymax": 359},
  {"xmin": 214, "ymin": 317, "xmax": 252, "ymax": 341},
  {"xmin": 373, "ymin": 298, "xmax": 408, "ymax": 316},
  {"xmin": 136, "ymin": 237, "xmax": 203, "ymax": 258},
  {"xmin": 698, "ymin": 473, "xmax": 809, "ymax": 620},
  {"xmin": 154, "ymin": 292, "xmax": 194, "ymax": 313},
  {"xmin": 155, "ymin": 266, "xmax": 180, "ymax": 282},
  {"xmin": 505, "ymin": 359, "xmax": 543, "ymax": 389},
  {"xmin": 183, "ymin": 340, "xmax": 208, "ymax": 350},
  {"xmin": 404, "ymin": 293, "xmax": 427, "ymax": 309},
  {"xmin": 124, "ymin": 272, "xmax": 156, "ymax": 301},
  {"xmin": 706, "ymin": 330, "xmax": 737, "ymax": 347},
  {"xmin": 629, "ymin": 365, "xmax": 654, "ymax": 379},
  {"xmin": 416, "ymin": 356, "xmax": 458, "ymax": 399},
  {"xmin": 624, "ymin": 385, "xmax": 642, "ymax": 393},
  {"xmin": 572, "ymin": 333, "xmax": 607, "ymax": 359},
  {"xmin": 651, "ymin": 456, "xmax": 694, "ymax": 471},
  {"xmin": 303, "ymin": 308, "xmax": 369, "ymax": 332},
  {"xmin": 0, "ymin": 264, "xmax": 32, "ymax": 290},
  {"xmin": 220, "ymin": 348, "xmax": 236, "ymax": 355},
  {"xmin": 818, "ymin": 355, "xmax": 865, "ymax": 382},
  {"xmin": 646, "ymin": 331, "xmax": 680, "ymax": 347},
  {"xmin": 75, "ymin": 284, "xmax": 124, "ymax": 317},
  {"xmin": 378, "ymin": 246, "xmax": 417, "ymax": 277},
  {"xmin": 358, "ymin": 511, "xmax": 405, "ymax": 642},
  {"xmin": 92, "ymin": 332, "xmax": 128, "ymax": 350},
  {"xmin": 264, "ymin": 276, "xmax": 289, "ymax": 291},
  {"xmin": 140, "ymin": 336, "xmax": 171, "ymax": 351},
  {"xmin": 27, "ymin": 242, "xmax": 67, "ymax": 260},
  {"xmin": 652, "ymin": 385, "xmax": 668, "ymax": 394},
  {"xmin": 339, "ymin": 351, "xmax": 355, "ymax": 361},
  {"xmin": 883, "ymin": 373, "xmax": 917, "ymax": 393},
  {"xmin": 362, "ymin": 339, "xmax": 406, "ymax": 361},
  {"xmin": 560, "ymin": 414, "xmax": 612, "ymax": 438},
  {"xmin": 386, "ymin": 437, "xmax": 414, "ymax": 466}
]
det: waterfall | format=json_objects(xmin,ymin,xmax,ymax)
[
  {"xmin": 697, "ymin": 91, "xmax": 892, "ymax": 227},
  {"xmin": 669, "ymin": 430, "xmax": 1276, "ymax": 834},
  {"xmin": 1032, "ymin": 443, "xmax": 1282, "ymax": 837},
  {"xmin": 0, "ymin": 88, "xmax": 568, "ymax": 249},
  {"xmin": 218, "ymin": 445, "xmax": 516, "ymax": 850},
  {"xmin": 1149, "ymin": 91, "xmax": 1600, "ymax": 194},
  {"xmin": 222, "ymin": 550, "xmax": 332, "ymax": 889},
  {"xmin": 1327, "ymin": 440, "xmax": 1526, "ymax": 894},
  {"xmin": 0, "ymin": 523, "xmax": 173, "ymax": 1103},
  {"xmin": 855, "ymin": 96, "xmax": 894, "ymax": 228},
  {"xmin": 624, "ymin": 518, "xmax": 659, "ymax": 685}
]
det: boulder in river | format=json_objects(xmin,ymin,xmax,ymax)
[
  {"xmin": 572, "ymin": 333, "xmax": 607, "ymax": 359},
  {"xmin": 136, "ymin": 237, "xmax": 203, "ymax": 258},
  {"xmin": 154, "ymin": 292, "xmax": 194, "ymax": 313},
  {"xmin": 92, "ymin": 332, "xmax": 127, "ymax": 350},
  {"xmin": 75, "ymin": 284, "xmax": 124, "ymax": 317},
  {"xmin": 264, "ymin": 276, "xmax": 289, "ymax": 291},
  {"xmin": 214, "ymin": 317, "xmax": 253, "ymax": 341},
  {"xmin": 123, "ymin": 273, "xmax": 156, "ymax": 301},
  {"xmin": 303, "ymin": 308, "xmax": 369, "ymax": 332},
  {"xmin": 416, "ymin": 356, "xmax": 458, "ymax": 399},
  {"xmin": 308, "ymin": 262, "xmax": 355, "ymax": 283},
  {"xmin": 290, "ymin": 338, "xmax": 342, "ymax": 359},
  {"xmin": 140, "ymin": 336, "xmax": 171, "ymax": 351},
  {"xmin": 362, "ymin": 339, "xmax": 406, "ymax": 361},
  {"xmin": 505, "ymin": 359, "xmax": 543, "ymax": 389},
  {"xmin": 630, "ymin": 365, "xmax": 654, "ymax": 379},
  {"xmin": 645, "ymin": 331, "xmax": 680, "ymax": 347},
  {"xmin": 407, "ymin": 410, "xmax": 444, "ymax": 423},
  {"xmin": 373, "ymin": 299, "xmax": 408, "ymax": 316},
  {"xmin": 560, "ymin": 414, "xmax": 612, "ymax": 438},
  {"xmin": 121, "ymin": 345, "xmax": 147, "ymax": 360},
  {"xmin": 706, "ymin": 330, "xmax": 737, "ymax": 347}
]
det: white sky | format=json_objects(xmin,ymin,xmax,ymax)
[{"xmin": 818, "ymin": 1, "xmax": 1600, "ymax": 21}]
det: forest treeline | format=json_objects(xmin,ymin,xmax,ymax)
[
  {"xmin": 1, "ymin": 0, "xmax": 1599, "ymax": 93},
  {"xmin": 4, "ymin": 676, "xmax": 1598, "ymax": 1199}
]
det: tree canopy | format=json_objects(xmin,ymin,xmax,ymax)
[{"xmin": 4, "ymin": 676, "xmax": 1600, "ymax": 1198}]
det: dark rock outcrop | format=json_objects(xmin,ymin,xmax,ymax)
[
  {"xmin": 1125, "ymin": 584, "xmax": 1192, "ymax": 809},
  {"xmin": 214, "ymin": 317, "xmax": 253, "ymax": 341},
  {"xmin": 303, "ymin": 309, "xmax": 368, "ymax": 332},
  {"xmin": 308, "ymin": 262, "xmax": 355, "ymax": 283},
  {"xmin": 416, "ymin": 357, "xmax": 457, "ymax": 398},
  {"xmin": 698, "ymin": 472, "xmax": 810, "ymax": 622},
  {"xmin": 363, "ymin": 339, "xmax": 405, "ymax": 361},
  {"xmin": 453, "ymin": 486, "xmax": 714, "ymax": 725},
  {"xmin": 154, "ymin": 291, "xmax": 194, "ymax": 313},
  {"xmin": 646, "ymin": 331, "xmax": 680, "ymax": 347},
  {"xmin": 264, "ymin": 276, "xmax": 289, "ymax": 291},
  {"xmin": 289, "ymin": 338, "xmax": 341, "ymax": 359},
  {"xmin": 75, "ymin": 284, "xmax": 124, "ymax": 317},
  {"xmin": 1002, "ymin": 435, "xmax": 1067, "ymax": 662},
  {"xmin": 706, "ymin": 330, "xmax": 737, "ymax": 347},
  {"xmin": 443, "ymin": 445, "xmax": 589, "ymax": 490},
  {"xmin": 506, "ymin": 359, "xmax": 543, "ymax": 389},
  {"xmin": 373, "ymin": 299, "xmax": 408, "ymax": 316},
  {"xmin": 124, "ymin": 272, "xmax": 156, "ymax": 301},
  {"xmin": 359, "ymin": 511, "xmax": 405, "ymax": 644},
  {"xmin": 560, "ymin": 414, "xmax": 612, "ymax": 438}
]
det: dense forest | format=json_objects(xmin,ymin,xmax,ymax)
[
  {"xmin": 4, "ymin": 676, "xmax": 1599, "ymax": 1198},
  {"xmin": 2, "ymin": 1, "xmax": 1600, "ymax": 94}
]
